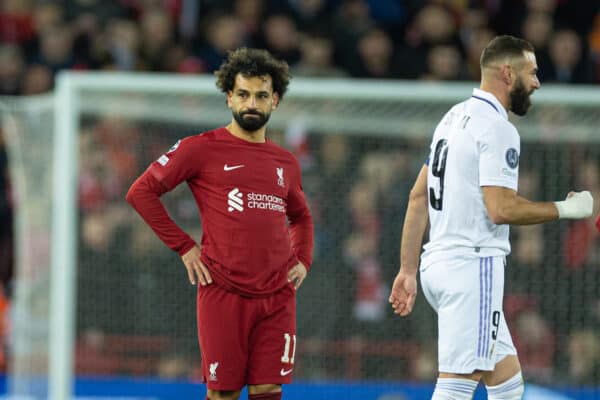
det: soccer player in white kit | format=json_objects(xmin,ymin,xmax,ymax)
[{"xmin": 389, "ymin": 35, "xmax": 594, "ymax": 400}]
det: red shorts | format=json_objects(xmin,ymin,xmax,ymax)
[{"xmin": 196, "ymin": 283, "xmax": 296, "ymax": 390}]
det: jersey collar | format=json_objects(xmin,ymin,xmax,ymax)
[{"xmin": 471, "ymin": 88, "xmax": 508, "ymax": 120}]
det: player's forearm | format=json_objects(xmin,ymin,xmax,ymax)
[
  {"xmin": 126, "ymin": 173, "xmax": 196, "ymax": 255},
  {"xmin": 492, "ymin": 195, "xmax": 559, "ymax": 225},
  {"xmin": 399, "ymin": 190, "xmax": 429, "ymax": 276},
  {"xmin": 289, "ymin": 208, "xmax": 314, "ymax": 270}
]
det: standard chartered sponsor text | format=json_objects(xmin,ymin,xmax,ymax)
[{"xmin": 247, "ymin": 192, "xmax": 285, "ymax": 213}]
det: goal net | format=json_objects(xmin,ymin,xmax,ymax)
[{"xmin": 2, "ymin": 72, "xmax": 600, "ymax": 399}]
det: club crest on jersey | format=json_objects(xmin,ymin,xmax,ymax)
[
  {"xmin": 167, "ymin": 139, "xmax": 181, "ymax": 153},
  {"xmin": 505, "ymin": 148, "xmax": 519, "ymax": 169},
  {"xmin": 277, "ymin": 167, "xmax": 284, "ymax": 187},
  {"xmin": 209, "ymin": 361, "xmax": 219, "ymax": 381}
]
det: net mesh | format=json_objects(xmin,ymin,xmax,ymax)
[
  {"xmin": 2, "ymin": 95, "xmax": 55, "ymax": 397},
  {"xmin": 3, "ymin": 77, "xmax": 600, "ymax": 396}
]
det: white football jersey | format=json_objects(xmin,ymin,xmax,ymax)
[{"xmin": 421, "ymin": 88, "xmax": 520, "ymax": 267}]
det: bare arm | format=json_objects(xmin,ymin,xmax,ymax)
[
  {"xmin": 400, "ymin": 165, "xmax": 430, "ymax": 275},
  {"xmin": 482, "ymin": 186, "xmax": 559, "ymax": 225},
  {"xmin": 389, "ymin": 164, "xmax": 429, "ymax": 316}
]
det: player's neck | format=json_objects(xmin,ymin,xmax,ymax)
[
  {"xmin": 479, "ymin": 82, "xmax": 509, "ymax": 113},
  {"xmin": 226, "ymin": 122, "xmax": 267, "ymax": 143}
]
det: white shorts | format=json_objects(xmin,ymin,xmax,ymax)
[{"xmin": 420, "ymin": 255, "xmax": 517, "ymax": 374}]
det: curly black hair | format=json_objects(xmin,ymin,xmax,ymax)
[{"xmin": 215, "ymin": 47, "xmax": 291, "ymax": 99}]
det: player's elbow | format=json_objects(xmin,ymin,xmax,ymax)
[
  {"xmin": 487, "ymin": 207, "xmax": 510, "ymax": 225},
  {"xmin": 408, "ymin": 186, "xmax": 428, "ymax": 209},
  {"xmin": 125, "ymin": 185, "xmax": 138, "ymax": 207}
]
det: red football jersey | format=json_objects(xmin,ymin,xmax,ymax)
[
  {"xmin": 596, "ymin": 214, "xmax": 600, "ymax": 233},
  {"xmin": 126, "ymin": 128, "xmax": 314, "ymax": 297}
]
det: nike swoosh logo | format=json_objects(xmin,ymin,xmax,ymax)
[
  {"xmin": 224, "ymin": 164, "xmax": 245, "ymax": 171},
  {"xmin": 280, "ymin": 368, "xmax": 293, "ymax": 376}
]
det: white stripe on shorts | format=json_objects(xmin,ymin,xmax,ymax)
[{"xmin": 478, "ymin": 257, "xmax": 493, "ymax": 358}]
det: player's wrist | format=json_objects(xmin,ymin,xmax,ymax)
[
  {"xmin": 554, "ymin": 200, "xmax": 570, "ymax": 219},
  {"xmin": 399, "ymin": 265, "xmax": 418, "ymax": 276}
]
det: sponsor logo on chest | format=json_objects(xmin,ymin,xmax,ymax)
[{"xmin": 227, "ymin": 188, "xmax": 285, "ymax": 213}]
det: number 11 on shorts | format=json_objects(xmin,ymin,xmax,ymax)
[{"xmin": 280, "ymin": 333, "xmax": 296, "ymax": 364}]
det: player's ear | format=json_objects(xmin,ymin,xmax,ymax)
[
  {"xmin": 226, "ymin": 91, "xmax": 233, "ymax": 108},
  {"xmin": 500, "ymin": 63, "xmax": 513, "ymax": 86},
  {"xmin": 272, "ymin": 92, "xmax": 280, "ymax": 110}
]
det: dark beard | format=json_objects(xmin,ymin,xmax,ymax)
[
  {"xmin": 232, "ymin": 110, "xmax": 270, "ymax": 131},
  {"xmin": 509, "ymin": 79, "xmax": 532, "ymax": 116}
]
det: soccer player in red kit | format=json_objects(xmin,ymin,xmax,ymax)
[{"xmin": 126, "ymin": 48, "xmax": 314, "ymax": 400}]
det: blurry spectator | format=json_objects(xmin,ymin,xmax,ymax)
[
  {"xmin": 138, "ymin": 8, "xmax": 175, "ymax": 71},
  {"xmin": 503, "ymin": 294, "xmax": 551, "ymax": 379},
  {"xmin": 489, "ymin": 0, "xmax": 557, "ymax": 36},
  {"xmin": 81, "ymin": 118, "xmax": 141, "ymax": 209},
  {"xmin": 196, "ymin": 14, "xmax": 246, "ymax": 72},
  {"xmin": 331, "ymin": 0, "xmax": 373, "ymax": 71},
  {"xmin": 396, "ymin": 4, "xmax": 461, "ymax": 79},
  {"xmin": 284, "ymin": 0, "xmax": 332, "ymax": 33},
  {"xmin": 314, "ymin": 134, "xmax": 354, "ymax": 258},
  {"xmin": 232, "ymin": 0, "xmax": 265, "ymax": 45},
  {"xmin": 104, "ymin": 19, "xmax": 141, "ymax": 71},
  {"xmin": 20, "ymin": 64, "xmax": 53, "ymax": 95},
  {"xmin": 64, "ymin": 0, "xmax": 126, "ymax": 25},
  {"xmin": 293, "ymin": 32, "xmax": 347, "ymax": 77},
  {"xmin": 31, "ymin": 2, "xmax": 64, "ymax": 35},
  {"xmin": 363, "ymin": 0, "xmax": 407, "ymax": 34},
  {"xmin": 350, "ymin": 28, "xmax": 397, "ymax": 78},
  {"xmin": 520, "ymin": 12, "xmax": 553, "ymax": 82},
  {"xmin": 31, "ymin": 25, "xmax": 75, "ymax": 74},
  {"xmin": 78, "ymin": 205, "xmax": 133, "ymax": 333},
  {"xmin": 128, "ymin": 213, "xmax": 196, "ymax": 337},
  {"xmin": 527, "ymin": 0, "xmax": 557, "ymax": 14},
  {"xmin": 0, "ymin": 0, "xmax": 34, "ymax": 45},
  {"xmin": 521, "ymin": 12, "xmax": 553, "ymax": 51},
  {"xmin": 563, "ymin": 158, "xmax": 600, "ymax": 270},
  {"xmin": 567, "ymin": 330, "xmax": 600, "ymax": 385},
  {"xmin": 545, "ymin": 29, "xmax": 593, "ymax": 84},
  {"xmin": 260, "ymin": 13, "xmax": 302, "ymax": 66},
  {"xmin": 512, "ymin": 308, "xmax": 556, "ymax": 383},
  {"xmin": 70, "ymin": 11, "xmax": 101, "ymax": 67},
  {"xmin": 509, "ymin": 225, "xmax": 545, "ymax": 295},
  {"xmin": 459, "ymin": 7, "xmax": 490, "ymax": 36},
  {"xmin": 0, "ymin": 44, "xmax": 25, "ymax": 95},
  {"xmin": 345, "ymin": 180, "xmax": 386, "ymax": 323},
  {"xmin": 462, "ymin": 27, "xmax": 495, "ymax": 81},
  {"xmin": 421, "ymin": 44, "xmax": 467, "ymax": 81}
]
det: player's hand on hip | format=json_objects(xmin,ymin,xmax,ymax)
[
  {"xmin": 389, "ymin": 270, "xmax": 417, "ymax": 317},
  {"xmin": 288, "ymin": 262, "xmax": 307, "ymax": 290},
  {"xmin": 181, "ymin": 245, "xmax": 212, "ymax": 286}
]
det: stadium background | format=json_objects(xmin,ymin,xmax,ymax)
[{"xmin": 1, "ymin": 0, "xmax": 600, "ymax": 399}]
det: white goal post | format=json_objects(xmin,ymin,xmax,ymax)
[{"xmin": 4, "ymin": 71, "xmax": 600, "ymax": 399}]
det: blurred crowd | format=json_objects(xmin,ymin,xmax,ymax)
[
  {"xmin": 1, "ymin": 0, "xmax": 600, "ymax": 387},
  {"xmin": 1, "ymin": 0, "xmax": 600, "ymax": 96}
]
